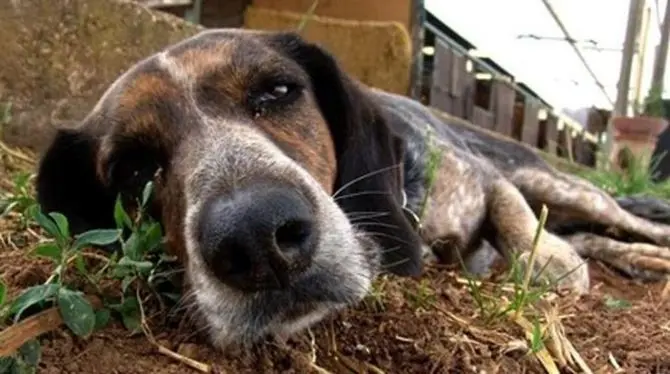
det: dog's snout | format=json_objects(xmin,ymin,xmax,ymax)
[{"xmin": 198, "ymin": 186, "xmax": 317, "ymax": 292}]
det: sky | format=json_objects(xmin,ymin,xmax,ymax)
[{"xmin": 425, "ymin": 0, "xmax": 669, "ymax": 115}]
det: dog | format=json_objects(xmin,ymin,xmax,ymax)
[{"xmin": 35, "ymin": 29, "xmax": 670, "ymax": 349}]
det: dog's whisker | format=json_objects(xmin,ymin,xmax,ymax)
[
  {"xmin": 378, "ymin": 245, "xmax": 402, "ymax": 255},
  {"xmin": 331, "ymin": 163, "xmax": 402, "ymax": 199},
  {"xmin": 380, "ymin": 257, "xmax": 412, "ymax": 270},
  {"xmin": 354, "ymin": 222, "xmax": 400, "ymax": 230},
  {"xmin": 347, "ymin": 212, "xmax": 391, "ymax": 221},
  {"xmin": 364, "ymin": 231, "xmax": 415, "ymax": 246},
  {"xmin": 333, "ymin": 190, "xmax": 393, "ymax": 202}
]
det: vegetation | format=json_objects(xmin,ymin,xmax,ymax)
[
  {"xmin": 639, "ymin": 84, "xmax": 667, "ymax": 118},
  {"xmin": 0, "ymin": 180, "xmax": 186, "ymax": 373},
  {"xmin": 578, "ymin": 151, "xmax": 670, "ymax": 200}
]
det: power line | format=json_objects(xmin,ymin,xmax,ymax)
[{"xmin": 539, "ymin": 0, "xmax": 615, "ymax": 106}]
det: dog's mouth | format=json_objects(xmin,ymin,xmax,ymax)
[
  {"xmin": 189, "ymin": 228, "xmax": 380, "ymax": 347},
  {"xmin": 232, "ymin": 231, "xmax": 381, "ymax": 313}
]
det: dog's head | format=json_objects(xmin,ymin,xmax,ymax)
[{"xmin": 36, "ymin": 29, "xmax": 424, "ymax": 347}]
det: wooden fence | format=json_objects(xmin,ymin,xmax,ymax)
[{"xmin": 422, "ymin": 21, "xmax": 603, "ymax": 167}]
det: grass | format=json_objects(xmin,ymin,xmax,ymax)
[
  {"xmin": 417, "ymin": 128, "xmax": 443, "ymax": 222},
  {"xmin": 457, "ymin": 205, "xmax": 582, "ymax": 373},
  {"xmin": 577, "ymin": 151, "xmax": 670, "ymax": 200}
]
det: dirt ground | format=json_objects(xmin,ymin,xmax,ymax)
[{"xmin": 1, "ymin": 155, "xmax": 670, "ymax": 374}]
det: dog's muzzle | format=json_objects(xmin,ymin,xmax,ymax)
[{"xmin": 196, "ymin": 185, "xmax": 318, "ymax": 292}]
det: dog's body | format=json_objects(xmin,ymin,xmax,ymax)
[{"xmin": 35, "ymin": 29, "xmax": 670, "ymax": 349}]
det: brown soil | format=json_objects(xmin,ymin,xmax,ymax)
[{"xmin": 2, "ymin": 157, "xmax": 670, "ymax": 374}]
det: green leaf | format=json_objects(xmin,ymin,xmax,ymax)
[
  {"xmin": 113, "ymin": 196, "xmax": 133, "ymax": 230},
  {"xmin": 604, "ymin": 295, "xmax": 632, "ymax": 310},
  {"xmin": 111, "ymin": 263, "xmax": 133, "ymax": 279},
  {"xmin": 121, "ymin": 276, "xmax": 136, "ymax": 295},
  {"xmin": 18, "ymin": 340, "xmax": 41, "ymax": 367},
  {"xmin": 33, "ymin": 243, "xmax": 62, "ymax": 262},
  {"xmin": 10, "ymin": 284, "xmax": 59, "ymax": 321},
  {"xmin": 122, "ymin": 232, "xmax": 143, "ymax": 260},
  {"xmin": 74, "ymin": 255, "xmax": 88, "ymax": 276},
  {"xmin": 57, "ymin": 288, "xmax": 96, "ymax": 338},
  {"xmin": 28, "ymin": 206, "xmax": 61, "ymax": 240},
  {"xmin": 111, "ymin": 297, "xmax": 142, "ymax": 334},
  {"xmin": 118, "ymin": 257, "xmax": 154, "ymax": 275},
  {"xmin": 0, "ymin": 357, "xmax": 15, "ymax": 373},
  {"xmin": 48, "ymin": 212, "xmax": 70, "ymax": 240},
  {"xmin": 9, "ymin": 356, "xmax": 34, "ymax": 374},
  {"xmin": 142, "ymin": 222, "xmax": 164, "ymax": 254},
  {"xmin": 122, "ymin": 310, "xmax": 142, "ymax": 334},
  {"xmin": 72, "ymin": 229, "xmax": 120, "ymax": 251},
  {"xmin": 530, "ymin": 319, "xmax": 544, "ymax": 353},
  {"xmin": 94, "ymin": 308, "xmax": 111, "ymax": 331},
  {"xmin": 1, "ymin": 200, "xmax": 18, "ymax": 217},
  {"xmin": 0, "ymin": 279, "xmax": 6, "ymax": 306},
  {"xmin": 141, "ymin": 181, "xmax": 154, "ymax": 208}
]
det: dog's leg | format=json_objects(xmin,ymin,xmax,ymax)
[
  {"xmin": 564, "ymin": 232, "xmax": 670, "ymax": 281},
  {"xmin": 511, "ymin": 168, "xmax": 670, "ymax": 247},
  {"xmin": 487, "ymin": 179, "xmax": 590, "ymax": 293}
]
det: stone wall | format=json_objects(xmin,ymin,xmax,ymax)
[{"xmin": 0, "ymin": 0, "xmax": 202, "ymax": 151}]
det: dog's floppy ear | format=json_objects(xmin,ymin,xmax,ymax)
[
  {"xmin": 36, "ymin": 127, "xmax": 117, "ymax": 236},
  {"xmin": 37, "ymin": 115, "xmax": 168, "ymax": 237},
  {"xmin": 268, "ymin": 32, "xmax": 424, "ymax": 277}
]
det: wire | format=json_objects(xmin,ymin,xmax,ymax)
[{"xmin": 539, "ymin": 0, "xmax": 615, "ymax": 106}]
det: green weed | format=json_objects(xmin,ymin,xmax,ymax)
[{"xmin": 0, "ymin": 181, "xmax": 179, "ymax": 372}]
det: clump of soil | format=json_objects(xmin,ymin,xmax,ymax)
[{"xmin": 1, "ymin": 158, "xmax": 670, "ymax": 374}]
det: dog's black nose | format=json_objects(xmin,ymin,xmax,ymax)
[{"xmin": 198, "ymin": 186, "xmax": 317, "ymax": 292}]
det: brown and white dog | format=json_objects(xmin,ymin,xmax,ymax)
[{"xmin": 35, "ymin": 29, "xmax": 670, "ymax": 349}]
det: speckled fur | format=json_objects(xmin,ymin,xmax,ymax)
[{"xmin": 371, "ymin": 88, "xmax": 670, "ymax": 292}]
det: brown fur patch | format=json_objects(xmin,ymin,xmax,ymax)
[{"xmin": 256, "ymin": 95, "xmax": 336, "ymax": 192}]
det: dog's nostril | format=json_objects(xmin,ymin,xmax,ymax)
[
  {"xmin": 225, "ymin": 244, "xmax": 253, "ymax": 276},
  {"xmin": 275, "ymin": 219, "xmax": 312, "ymax": 253}
]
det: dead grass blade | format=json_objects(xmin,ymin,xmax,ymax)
[
  {"xmin": 0, "ymin": 296, "xmax": 102, "ymax": 357},
  {"xmin": 511, "ymin": 314, "xmax": 560, "ymax": 374}
]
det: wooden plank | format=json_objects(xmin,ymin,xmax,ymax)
[
  {"xmin": 429, "ymin": 104, "xmax": 595, "ymax": 174},
  {"xmin": 471, "ymin": 106, "xmax": 495, "ymax": 130},
  {"xmin": 521, "ymin": 100, "xmax": 541, "ymax": 147},
  {"xmin": 449, "ymin": 52, "xmax": 464, "ymax": 117},
  {"xmin": 512, "ymin": 101, "xmax": 524, "ymax": 140},
  {"xmin": 429, "ymin": 39, "xmax": 454, "ymax": 114},
  {"xmin": 573, "ymin": 130, "xmax": 599, "ymax": 167},
  {"xmin": 429, "ymin": 41, "xmax": 476, "ymax": 119},
  {"xmin": 541, "ymin": 114, "xmax": 559, "ymax": 155},
  {"xmin": 450, "ymin": 53, "xmax": 476, "ymax": 119},
  {"xmin": 490, "ymin": 79, "xmax": 515, "ymax": 137}
]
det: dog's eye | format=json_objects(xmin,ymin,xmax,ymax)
[
  {"xmin": 249, "ymin": 81, "xmax": 302, "ymax": 117},
  {"xmin": 258, "ymin": 84, "xmax": 295, "ymax": 103}
]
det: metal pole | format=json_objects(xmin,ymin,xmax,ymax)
[
  {"xmin": 633, "ymin": 5, "xmax": 652, "ymax": 115},
  {"xmin": 602, "ymin": 0, "xmax": 645, "ymax": 168},
  {"xmin": 650, "ymin": 0, "xmax": 670, "ymax": 93}
]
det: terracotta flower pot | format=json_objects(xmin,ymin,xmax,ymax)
[
  {"xmin": 612, "ymin": 115, "xmax": 668, "ymax": 140},
  {"xmin": 609, "ymin": 115, "xmax": 669, "ymax": 171}
]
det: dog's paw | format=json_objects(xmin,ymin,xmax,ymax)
[
  {"xmin": 518, "ymin": 235, "xmax": 590, "ymax": 295},
  {"xmin": 605, "ymin": 243, "xmax": 670, "ymax": 281}
]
